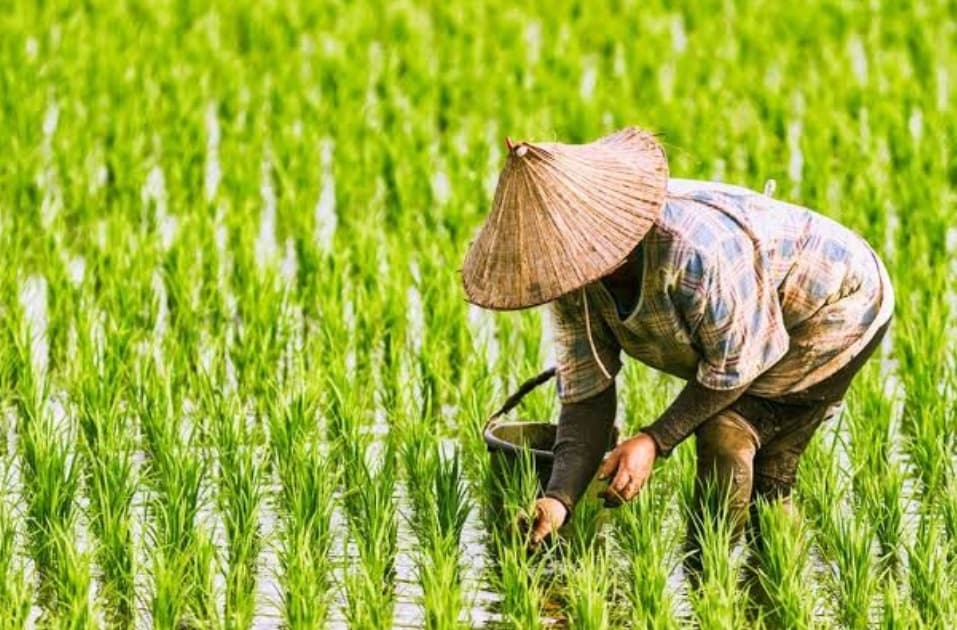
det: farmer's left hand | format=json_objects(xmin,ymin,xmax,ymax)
[{"xmin": 597, "ymin": 432, "xmax": 658, "ymax": 506}]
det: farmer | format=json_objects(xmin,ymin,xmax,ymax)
[{"xmin": 461, "ymin": 127, "xmax": 893, "ymax": 561}]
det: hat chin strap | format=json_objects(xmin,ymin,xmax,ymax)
[{"xmin": 582, "ymin": 287, "xmax": 613, "ymax": 381}]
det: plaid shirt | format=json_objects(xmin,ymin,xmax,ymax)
[{"xmin": 550, "ymin": 182, "xmax": 894, "ymax": 403}]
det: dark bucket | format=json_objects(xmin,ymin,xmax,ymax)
[
  {"xmin": 484, "ymin": 420, "xmax": 557, "ymax": 490},
  {"xmin": 482, "ymin": 368, "xmax": 618, "ymax": 495}
]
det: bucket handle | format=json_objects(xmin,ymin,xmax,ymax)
[{"xmin": 487, "ymin": 367, "xmax": 557, "ymax": 424}]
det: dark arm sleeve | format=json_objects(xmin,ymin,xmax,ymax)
[
  {"xmin": 641, "ymin": 379, "xmax": 749, "ymax": 456},
  {"xmin": 544, "ymin": 381, "xmax": 617, "ymax": 515}
]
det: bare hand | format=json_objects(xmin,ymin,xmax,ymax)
[
  {"xmin": 528, "ymin": 497, "xmax": 568, "ymax": 546},
  {"xmin": 597, "ymin": 433, "xmax": 658, "ymax": 506}
]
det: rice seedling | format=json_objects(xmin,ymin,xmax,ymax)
[
  {"xmin": 15, "ymin": 399, "xmax": 82, "ymax": 613},
  {"xmin": 683, "ymin": 481, "xmax": 750, "ymax": 629},
  {"xmin": 487, "ymin": 536, "xmax": 550, "ymax": 630},
  {"xmin": 748, "ymin": 499, "xmax": 816, "ymax": 629},
  {"xmin": 906, "ymin": 512, "xmax": 956, "ymax": 627},
  {"xmin": 45, "ymin": 521, "xmax": 97, "ymax": 629},
  {"xmin": 881, "ymin": 578, "xmax": 921, "ymax": 629},
  {"xmin": 481, "ymin": 448, "xmax": 553, "ymax": 628},
  {"xmin": 561, "ymin": 549, "xmax": 613, "ymax": 630},
  {"xmin": 0, "ymin": 479, "xmax": 31, "ymax": 630},
  {"xmin": 942, "ymin": 471, "xmax": 957, "ymax": 562},
  {"xmin": 68, "ymin": 310, "xmax": 138, "ymax": 626},
  {"xmin": 273, "ymin": 443, "xmax": 338, "ymax": 627},
  {"xmin": 800, "ymin": 439, "xmax": 884, "ymax": 626},
  {"xmin": 339, "ymin": 437, "xmax": 399, "ymax": 629},
  {"xmin": 263, "ymin": 381, "xmax": 339, "ymax": 625},
  {"xmin": 402, "ymin": 436, "xmax": 471, "ymax": 630},
  {"xmin": 561, "ymin": 491, "xmax": 608, "ymax": 557},
  {"xmin": 612, "ymin": 488, "xmax": 678, "ymax": 629},
  {"xmin": 135, "ymin": 365, "xmax": 219, "ymax": 628},
  {"xmin": 209, "ymin": 397, "xmax": 264, "ymax": 628}
]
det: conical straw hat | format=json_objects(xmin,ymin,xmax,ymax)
[{"xmin": 462, "ymin": 127, "xmax": 668, "ymax": 310}]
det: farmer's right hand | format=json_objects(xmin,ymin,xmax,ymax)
[{"xmin": 529, "ymin": 497, "xmax": 568, "ymax": 546}]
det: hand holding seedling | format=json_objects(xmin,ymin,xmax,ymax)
[
  {"xmin": 597, "ymin": 432, "xmax": 658, "ymax": 506},
  {"xmin": 528, "ymin": 497, "xmax": 568, "ymax": 546}
]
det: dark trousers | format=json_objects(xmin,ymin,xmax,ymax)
[{"xmin": 686, "ymin": 320, "xmax": 890, "ymax": 568}]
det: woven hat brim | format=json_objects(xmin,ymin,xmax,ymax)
[{"xmin": 462, "ymin": 127, "xmax": 668, "ymax": 311}]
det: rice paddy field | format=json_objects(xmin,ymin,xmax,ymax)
[{"xmin": 1, "ymin": 0, "xmax": 955, "ymax": 628}]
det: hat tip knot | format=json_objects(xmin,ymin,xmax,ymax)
[{"xmin": 504, "ymin": 136, "xmax": 528, "ymax": 158}]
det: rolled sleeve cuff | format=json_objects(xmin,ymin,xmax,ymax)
[{"xmin": 640, "ymin": 423, "xmax": 682, "ymax": 458}]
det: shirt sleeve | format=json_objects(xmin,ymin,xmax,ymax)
[
  {"xmin": 548, "ymin": 290, "xmax": 622, "ymax": 404},
  {"xmin": 684, "ymin": 243, "xmax": 790, "ymax": 390}
]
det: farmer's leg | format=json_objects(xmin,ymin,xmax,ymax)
[
  {"xmin": 747, "ymin": 319, "xmax": 889, "ymax": 518},
  {"xmin": 684, "ymin": 409, "xmax": 758, "ymax": 578},
  {"xmin": 738, "ymin": 322, "xmax": 886, "ymax": 609},
  {"xmin": 736, "ymin": 399, "xmax": 836, "ymax": 618},
  {"xmin": 751, "ymin": 401, "xmax": 840, "ymax": 509}
]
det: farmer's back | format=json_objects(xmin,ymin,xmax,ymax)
[{"xmin": 550, "ymin": 183, "xmax": 893, "ymax": 405}]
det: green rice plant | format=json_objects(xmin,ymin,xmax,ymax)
[
  {"xmin": 841, "ymin": 367, "xmax": 908, "ymax": 570},
  {"xmin": 399, "ymin": 427, "xmax": 438, "ymax": 529},
  {"xmin": 85, "ymin": 449, "xmax": 137, "ymax": 626},
  {"xmin": 613, "ymin": 487, "xmax": 677, "ymax": 629},
  {"xmin": 826, "ymin": 512, "xmax": 881, "ymax": 628},
  {"xmin": 0, "ymin": 481, "xmax": 31, "ymax": 629},
  {"xmin": 324, "ymin": 366, "xmax": 374, "ymax": 451},
  {"xmin": 801, "ymin": 429, "xmax": 887, "ymax": 627},
  {"xmin": 409, "ymin": 471, "xmax": 470, "ymax": 630},
  {"xmin": 562, "ymin": 491, "xmax": 608, "ymax": 557},
  {"xmin": 796, "ymin": 438, "xmax": 843, "ymax": 531},
  {"xmin": 217, "ymin": 438, "xmax": 264, "ymax": 627},
  {"xmin": 562, "ymin": 548, "xmax": 613, "ymax": 630},
  {"xmin": 138, "ymin": 370, "xmax": 219, "ymax": 630},
  {"xmin": 43, "ymin": 521, "xmax": 95, "ymax": 630},
  {"xmin": 265, "ymin": 386, "xmax": 317, "ymax": 466},
  {"xmin": 16, "ymin": 402, "xmax": 81, "ymax": 611},
  {"xmin": 488, "ymin": 533, "xmax": 549, "ymax": 630},
  {"xmin": 748, "ymin": 498, "xmax": 816, "ymax": 629},
  {"xmin": 942, "ymin": 470, "xmax": 957, "ymax": 562},
  {"xmin": 907, "ymin": 512, "xmax": 956, "ymax": 627},
  {"xmin": 857, "ymin": 469, "xmax": 905, "ymax": 571},
  {"xmin": 204, "ymin": 388, "xmax": 264, "ymax": 629},
  {"xmin": 228, "ymin": 271, "xmax": 296, "ymax": 404},
  {"xmin": 454, "ymin": 367, "xmax": 497, "ymax": 487},
  {"xmin": 158, "ymin": 238, "xmax": 209, "ymax": 386},
  {"xmin": 431, "ymin": 448, "xmax": 471, "ymax": 545},
  {"xmin": 134, "ymin": 360, "xmax": 182, "ymax": 472},
  {"xmin": 70, "ymin": 319, "xmax": 138, "ymax": 626},
  {"xmin": 9, "ymin": 294, "xmax": 45, "ymax": 421},
  {"xmin": 417, "ymin": 535, "xmax": 466, "ymax": 630},
  {"xmin": 274, "ymin": 441, "xmax": 338, "ymax": 628},
  {"xmin": 880, "ymin": 578, "xmax": 921, "ymax": 629},
  {"xmin": 340, "ymin": 437, "xmax": 398, "ymax": 629},
  {"xmin": 402, "ymin": 437, "xmax": 471, "ymax": 630},
  {"xmin": 479, "ymin": 442, "xmax": 542, "ymax": 544},
  {"xmin": 150, "ymin": 525, "xmax": 219, "ymax": 630},
  {"xmin": 804, "ymin": 443, "xmax": 877, "ymax": 627},
  {"xmin": 0, "ymin": 272, "xmax": 18, "ymax": 403},
  {"xmin": 895, "ymin": 309, "xmax": 954, "ymax": 497},
  {"xmin": 685, "ymin": 481, "xmax": 749, "ymax": 629},
  {"xmin": 481, "ymin": 446, "xmax": 552, "ymax": 628}
]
